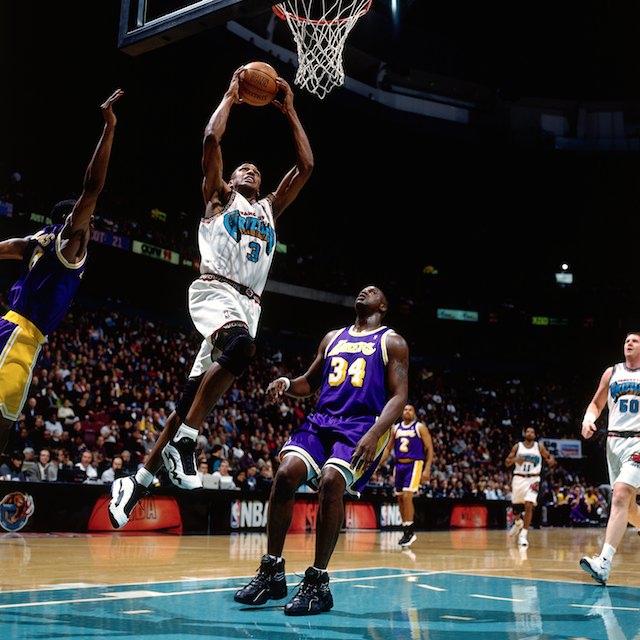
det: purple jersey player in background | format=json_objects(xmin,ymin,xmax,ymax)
[
  {"xmin": 235, "ymin": 284, "xmax": 409, "ymax": 616},
  {"xmin": 384, "ymin": 403, "xmax": 434, "ymax": 549},
  {"xmin": 0, "ymin": 88, "xmax": 123, "ymax": 453}
]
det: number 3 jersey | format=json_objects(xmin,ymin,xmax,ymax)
[
  {"xmin": 310, "ymin": 325, "xmax": 395, "ymax": 426},
  {"xmin": 198, "ymin": 190, "xmax": 276, "ymax": 294},
  {"xmin": 607, "ymin": 362, "xmax": 640, "ymax": 433}
]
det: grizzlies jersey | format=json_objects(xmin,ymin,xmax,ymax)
[
  {"xmin": 198, "ymin": 190, "xmax": 275, "ymax": 294},
  {"xmin": 311, "ymin": 325, "xmax": 394, "ymax": 424},
  {"xmin": 9, "ymin": 224, "xmax": 85, "ymax": 336},
  {"xmin": 513, "ymin": 441, "xmax": 542, "ymax": 476},
  {"xmin": 607, "ymin": 363, "xmax": 640, "ymax": 433},
  {"xmin": 392, "ymin": 419, "xmax": 425, "ymax": 461}
]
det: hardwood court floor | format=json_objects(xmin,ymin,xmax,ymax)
[{"xmin": 1, "ymin": 527, "xmax": 639, "ymax": 639}]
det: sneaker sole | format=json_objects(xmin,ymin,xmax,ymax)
[
  {"xmin": 284, "ymin": 598, "xmax": 334, "ymax": 616},
  {"xmin": 579, "ymin": 558, "xmax": 607, "ymax": 585},
  {"xmin": 400, "ymin": 535, "xmax": 417, "ymax": 548},
  {"xmin": 234, "ymin": 588, "xmax": 288, "ymax": 606}
]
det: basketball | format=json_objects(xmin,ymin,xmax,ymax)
[{"xmin": 238, "ymin": 61, "xmax": 278, "ymax": 107}]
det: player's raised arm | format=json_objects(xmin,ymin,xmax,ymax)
[
  {"xmin": 202, "ymin": 68, "xmax": 243, "ymax": 206},
  {"xmin": 62, "ymin": 88, "xmax": 123, "ymax": 260},
  {"xmin": 269, "ymin": 78, "xmax": 314, "ymax": 219}
]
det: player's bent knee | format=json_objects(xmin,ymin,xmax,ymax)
[{"xmin": 217, "ymin": 327, "xmax": 256, "ymax": 376}]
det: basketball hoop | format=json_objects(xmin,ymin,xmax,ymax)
[{"xmin": 273, "ymin": 0, "xmax": 372, "ymax": 100}]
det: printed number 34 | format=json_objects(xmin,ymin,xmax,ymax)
[{"xmin": 328, "ymin": 356, "xmax": 366, "ymax": 388}]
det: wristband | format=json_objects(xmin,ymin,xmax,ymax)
[
  {"xmin": 583, "ymin": 411, "xmax": 596, "ymax": 424},
  {"xmin": 277, "ymin": 376, "xmax": 291, "ymax": 392}
]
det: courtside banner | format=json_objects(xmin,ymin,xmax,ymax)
[
  {"xmin": 541, "ymin": 438, "xmax": 582, "ymax": 459},
  {"xmin": 132, "ymin": 240, "xmax": 180, "ymax": 264},
  {"xmin": 91, "ymin": 229, "xmax": 131, "ymax": 251}
]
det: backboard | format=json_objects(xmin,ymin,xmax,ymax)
[{"xmin": 118, "ymin": 0, "xmax": 275, "ymax": 55}]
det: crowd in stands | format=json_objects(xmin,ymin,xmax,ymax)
[
  {"xmin": 0, "ymin": 173, "xmax": 614, "ymax": 527},
  {"xmin": 0, "ymin": 292, "xmax": 609, "ymax": 528}
]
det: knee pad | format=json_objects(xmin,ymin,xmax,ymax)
[
  {"xmin": 216, "ymin": 325, "xmax": 256, "ymax": 376},
  {"xmin": 176, "ymin": 373, "xmax": 204, "ymax": 419}
]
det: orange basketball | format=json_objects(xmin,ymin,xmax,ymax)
[{"xmin": 238, "ymin": 61, "xmax": 278, "ymax": 107}]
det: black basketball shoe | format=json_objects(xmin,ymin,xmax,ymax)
[
  {"xmin": 283, "ymin": 567, "xmax": 334, "ymax": 616},
  {"xmin": 398, "ymin": 527, "xmax": 417, "ymax": 548},
  {"xmin": 234, "ymin": 554, "xmax": 287, "ymax": 605}
]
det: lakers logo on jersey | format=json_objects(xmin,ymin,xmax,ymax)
[
  {"xmin": 327, "ymin": 339, "xmax": 377, "ymax": 357},
  {"xmin": 223, "ymin": 211, "xmax": 275, "ymax": 255}
]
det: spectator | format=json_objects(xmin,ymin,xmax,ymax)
[
  {"xmin": 74, "ymin": 450, "xmax": 98, "ymax": 483},
  {"xmin": 210, "ymin": 444, "xmax": 224, "ymax": 472},
  {"xmin": 44, "ymin": 408, "xmax": 64, "ymax": 439},
  {"xmin": 56, "ymin": 448, "xmax": 76, "ymax": 483},
  {"xmin": 101, "ymin": 455, "xmax": 125, "ymax": 484},
  {"xmin": 120, "ymin": 449, "xmax": 139, "ymax": 475},
  {"xmin": 211, "ymin": 459, "xmax": 237, "ymax": 490},
  {"xmin": 25, "ymin": 448, "xmax": 57, "ymax": 482},
  {"xmin": 0, "ymin": 451, "xmax": 27, "ymax": 481},
  {"xmin": 58, "ymin": 398, "xmax": 79, "ymax": 430}
]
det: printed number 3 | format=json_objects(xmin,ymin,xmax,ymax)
[
  {"xmin": 328, "ymin": 356, "xmax": 366, "ymax": 388},
  {"xmin": 247, "ymin": 242, "xmax": 260, "ymax": 263}
]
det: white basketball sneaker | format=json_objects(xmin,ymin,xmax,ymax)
[
  {"xmin": 161, "ymin": 424, "xmax": 203, "ymax": 490},
  {"xmin": 509, "ymin": 519, "xmax": 524, "ymax": 538},
  {"xmin": 517, "ymin": 530, "xmax": 529, "ymax": 547},
  {"xmin": 108, "ymin": 476, "xmax": 148, "ymax": 529},
  {"xmin": 580, "ymin": 555, "xmax": 611, "ymax": 585}
]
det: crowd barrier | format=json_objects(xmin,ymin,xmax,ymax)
[{"xmin": 0, "ymin": 481, "xmax": 514, "ymax": 534}]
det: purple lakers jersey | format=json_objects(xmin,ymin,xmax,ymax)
[
  {"xmin": 9, "ymin": 224, "xmax": 86, "ymax": 336},
  {"xmin": 311, "ymin": 325, "xmax": 394, "ymax": 424},
  {"xmin": 392, "ymin": 420, "xmax": 425, "ymax": 461}
]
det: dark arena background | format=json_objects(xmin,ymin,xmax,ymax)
[{"xmin": 1, "ymin": 2, "xmax": 640, "ymax": 638}]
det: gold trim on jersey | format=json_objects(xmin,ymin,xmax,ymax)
[{"xmin": 55, "ymin": 232, "xmax": 87, "ymax": 270}]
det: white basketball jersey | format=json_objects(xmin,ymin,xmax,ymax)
[
  {"xmin": 198, "ymin": 190, "xmax": 276, "ymax": 295},
  {"xmin": 607, "ymin": 363, "xmax": 640, "ymax": 433},
  {"xmin": 513, "ymin": 441, "xmax": 542, "ymax": 476}
]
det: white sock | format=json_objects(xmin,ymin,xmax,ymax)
[
  {"xmin": 520, "ymin": 528, "xmax": 528, "ymax": 538},
  {"xmin": 313, "ymin": 566, "xmax": 328, "ymax": 574},
  {"xmin": 403, "ymin": 521, "xmax": 414, "ymax": 527},
  {"xmin": 174, "ymin": 423, "xmax": 198, "ymax": 442},
  {"xmin": 601, "ymin": 543, "xmax": 616, "ymax": 562},
  {"xmin": 135, "ymin": 467, "xmax": 154, "ymax": 488}
]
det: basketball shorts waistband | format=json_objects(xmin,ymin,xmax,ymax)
[
  {"xmin": 199, "ymin": 273, "xmax": 261, "ymax": 303},
  {"xmin": 607, "ymin": 430, "xmax": 640, "ymax": 438},
  {"xmin": 3, "ymin": 311, "xmax": 46, "ymax": 343}
]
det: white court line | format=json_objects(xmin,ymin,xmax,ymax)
[
  {"xmin": 470, "ymin": 594, "xmax": 525, "ymax": 603},
  {"xmin": 570, "ymin": 603, "xmax": 640, "ymax": 612},
  {"xmin": 0, "ymin": 586, "xmax": 239, "ymax": 610},
  {"xmin": 353, "ymin": 585, "xmax": 376, "ymax": 589},
  {"xmin": 440, "ymin": 615, "xmax": 475, "ymax": 621},
  {"xmin": 122, "ymin": 610, "xmax": 154, "ymax": 615},
  {"xmin": 417, "ymin": 584, "xmax": 447, "ymax": 592}
]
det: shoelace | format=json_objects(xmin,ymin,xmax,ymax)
[
  {"xmin": 247, "ymin": 568, "xmax": 270, "ymax": 589},
  {"xmin": 290, "ymin": 575, "xmax": 321, "ymax": 600}
]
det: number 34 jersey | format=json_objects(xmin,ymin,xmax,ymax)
[
  {"xmin": 607, "ymin": 362, "xmax": 640, "ymax": 433},
  {"xmin": 311, "ymin": 325, "xmax": 395, "ymax": 425}
]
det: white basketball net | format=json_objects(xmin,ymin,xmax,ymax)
[{"xmin": 274, "ymin": 0, "xmax": 372, "ymax": 100}]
